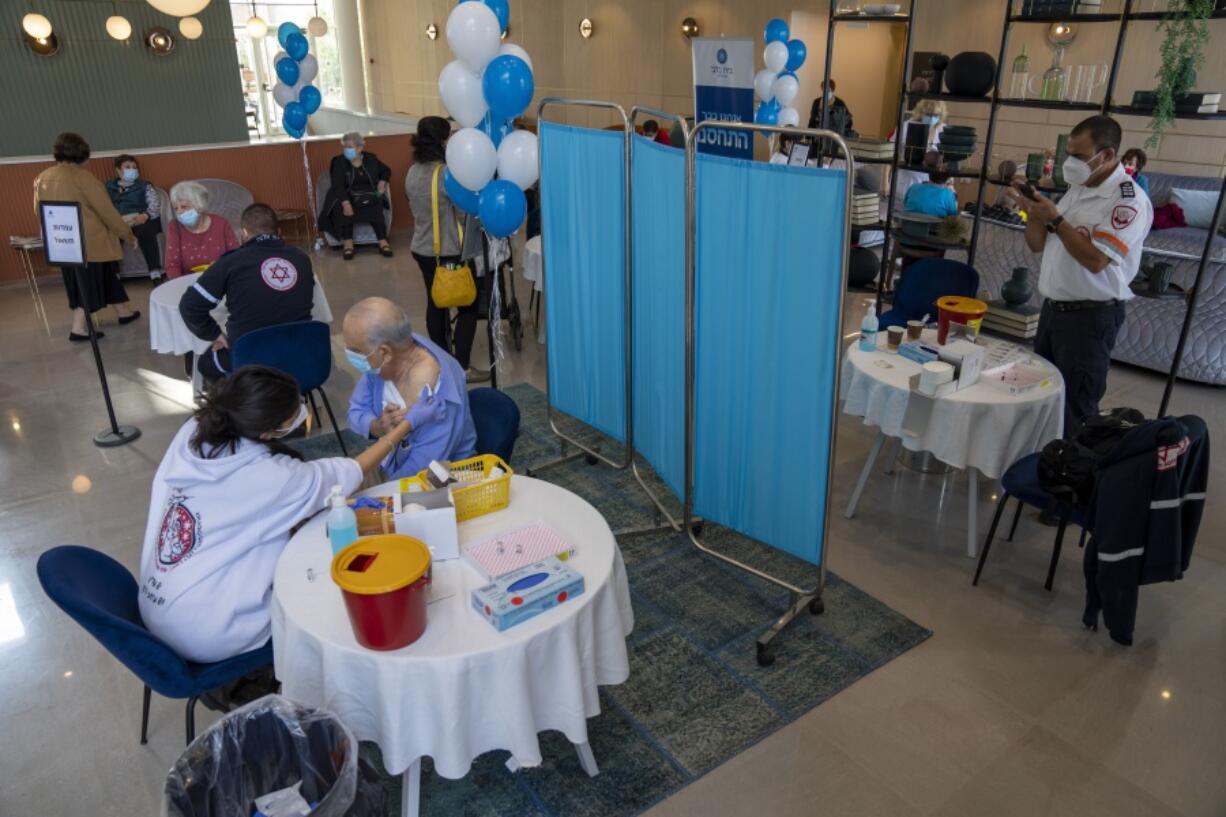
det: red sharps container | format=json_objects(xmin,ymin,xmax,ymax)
[{"xmin": 331, "ymin": 535, "xmax": 432, "ymax": 650}]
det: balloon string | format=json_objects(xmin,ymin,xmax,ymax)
[{"xmin": 301, "ymin": 139, "xmax": 318, "ymax": 246}]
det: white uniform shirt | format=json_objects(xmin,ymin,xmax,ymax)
[
  {"xmin": 138, "ymin": 420, "xmax": 362, "ymax": 663},
  {"xmin": 1037, "ymin": 163, "xmax": 1153, "ymax": 302}
]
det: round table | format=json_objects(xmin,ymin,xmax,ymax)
[
  {"xmin": 147, "ymin": 272, "xmax": 334, "ymax": 356},
  {"xmin": 840, "ymin": 330, "xmax": 1064, "ymax": 557},
  {"xmin": 271, "ymin": 475, "xmax": 633, "ymax": 817}
]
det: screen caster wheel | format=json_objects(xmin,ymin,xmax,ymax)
[
  {"xmin": 690, "ymin": 521, "xmax": 705, "ymax": 536},
  {"xmin": 756, "ymin": 642, "xmax": 776, "ymax": 667},
  {"xmin": 809, "ymin": 598, "xmax": 824, "ymax": 615},
  {"xmin": 584, "ymin": 453, "xmax": 598, "ymax": 465}
]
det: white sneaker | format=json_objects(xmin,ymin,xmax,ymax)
[{"xmin": 150, "ymin": 270, "xmax": 164, "ymax": 282}]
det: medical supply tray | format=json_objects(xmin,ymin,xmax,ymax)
[{"xmin": 400, "ymin": 454, "xmax": 512, "ymax": 522}]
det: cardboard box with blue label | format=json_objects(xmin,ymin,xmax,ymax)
[{"xmin": 471, "ymin": 556, "xmax": 585, "ymax": 632}]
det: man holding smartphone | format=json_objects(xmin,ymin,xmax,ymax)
[{"xmin": 1007, "ymin": 116, "xmax": 1153, "ymax": 435}]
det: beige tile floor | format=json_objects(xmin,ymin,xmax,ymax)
[{"xmin": 0, "ymin": 237, "xmax": 1222, "ymax": 816}]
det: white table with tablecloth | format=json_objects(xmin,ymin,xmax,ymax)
[
  {"xmin": 147, "ymin": 272, "xmax": 333, "ymax": 356},
  {"xmin": 271, "ymin": 475, "xmax": 633, "ymax": 817},
  {"xmin": 840, "ymin": 330, "xmax": 1065, "ymax": 557}
]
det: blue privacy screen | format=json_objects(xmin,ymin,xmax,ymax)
[
  {"xmin": 631, "ymin": 136, "xmax": 686, "ymax": 497},
  {"xmin": 693, "ymin": 153, "xmax": 847, "ymax": 567},
  {"xmin": 540, "ymin": 122, "xmax": 628, "ymax": 442}
]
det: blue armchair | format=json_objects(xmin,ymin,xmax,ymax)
[
  {"xmin": 468, "ymin": 387, "xmax": 521, "ymax": 462},
  {"xmin": 879, "ymin": 258, "xmax": 979, "ymax": 329}
]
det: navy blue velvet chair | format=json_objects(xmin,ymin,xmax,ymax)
[
  {"xmin": 37, "ymin": 546, "xmax": 273, "ymax": 745},
  {"xmin": 231, "ymin": 320, "xmax": 348, "ymax": 457},
  {"xmin": 878, "ymin": 258, "xmax": 980, "ymax": 329},
  {"xmin": 468, "ymin": 387, "xmax": 520, "ymax": 462},
  {"xmin": 972, "ymin": 454, "xmax": 1091, "ymax": 591}
]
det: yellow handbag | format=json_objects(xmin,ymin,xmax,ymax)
[{"xmin": 428, "ymin": 164, "xmax": 477, "ymax": 308}]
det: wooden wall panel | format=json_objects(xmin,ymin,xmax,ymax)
[{"xmin": 1, "ymin": 134, "xmax": 415, "ymax": 284}]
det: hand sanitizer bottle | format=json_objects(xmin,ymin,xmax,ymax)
[
  {"xmin": 859, "ymin": 300, "xmax": 879, "ymax": 352},
  {"xmin": 326, "ymin": 485, "xmax": 358, "ymax": 556}
]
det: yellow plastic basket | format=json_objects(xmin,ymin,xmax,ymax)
[{"xmin": 399, "ymin": 454, "xmax": 513, "ymax": 522}]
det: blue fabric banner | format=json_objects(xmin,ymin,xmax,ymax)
[
  {"xmin": 539, "ymin": 122, "xmax": 627, "ymax": 442},
  {"xmin": 693, "ymin": 154, "xmax": 848, "ymax": 568},
  {"xmin": 631, "ymin": 136, "xmax": 686, "ymax": 498},
  {"xmin": 692, "ymin": 38, "xmax": 755, "ymax": 160}
]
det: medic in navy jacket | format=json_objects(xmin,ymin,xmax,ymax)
[{"xmin": 1083, "ymin": 415, "xmax": 1208, "ymax": 645}]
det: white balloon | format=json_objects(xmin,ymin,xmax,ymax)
[
  {"xmin": 754, "ymin": 69, "xmax": 776, "ymax": 102},
  {"xmin": 446, "ymin": 128, "xmax": 498, "ymax": 191},
  {"xmin": 497, "ymin": 130, "xmax": 539, "ymax": 190},
  {"xmin": 779, "ymin": 106, "xmax": 800, "ymax": 128},
  {"xmin": 772, "ymin": 74, "xmax": 799, "ymax": 107},
  {"xmin": 273, "ymin": 82, "xmax": 296, "ymax": 108},
  {"xmin": 764, "ymin": 41, "xmax": 788, "ymax": 73},
  {"xmin": 439, "ymin": 60, "xmax": 488, "ymax": 128},
  {"xmin": 297, "ymin": 53, "xmax": 319, "ymax": 83},
  {"xmin": 497, "ymin": 42, "xmax": 533, "ymax": 72},
  {"xmin": 446, "ymin": 3, "xmax": 501, "ymax": 73}
]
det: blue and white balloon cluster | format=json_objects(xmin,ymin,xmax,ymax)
[
  {"xmin": 271, "ymin": 22, "xmax": 322, "ymax": 140},
  {"xmin": 753, "ymin": 18, "xmax": 807, "ymax": 129},
  {"xmin": 438, "ymin": 0, "xmax": 538, "ymax": 239}
]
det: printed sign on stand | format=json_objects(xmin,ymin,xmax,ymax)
[
  {"xmin": 691, "ymin": 38, "xmax": 755, "ymax": 160},
  {"xmin": 39, "ymin": 201, "xmax": 86, "ymax": 266}
]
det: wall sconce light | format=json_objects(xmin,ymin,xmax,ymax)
[
  {"xmin": 1047, "ymin": 21, "xmax": 1077, "ymax": 47},
  {"xmin": 23, "ymin": 30, "xmax": 59, "ymax": 57},
  {"xmin": 426, "ymin": 23, "xmax": 438, "ymax": 40},
  {"xmin": 144, "ymin": 26, "xmax": 176, "ymax": 56},
  {"xmin": 681, "ymin": 17, "xmax": 700, "ymax": 38},
  {"xmin": 579, "ymin": 17, "xmax": 594, "ymax": 39}
]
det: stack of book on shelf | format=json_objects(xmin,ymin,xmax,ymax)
[
  {"xmin": 846, "ymin": 137, "xmax": 894, "ymax": 161},
  {"xmin": 1130, "ymin": 91, "xmax": 1220, "ymax": 116},
  {"xmin": 852, "ymin": 191, "xmax": 881, "ymax": 226},
  {"xmin": 983, "ymin": 300, "xmax": 1040, "ymax": 339}
]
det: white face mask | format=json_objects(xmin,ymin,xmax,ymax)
[
  {"xmin": 1062, "ymin": 150, "xmax": 1103, "ymax": 187},
  {"xmin": 269, "ymin": 403, "xmax": 308, "ymax": 438}
]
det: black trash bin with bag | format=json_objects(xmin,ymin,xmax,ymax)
[{"xmin": 163, "ymin": 695, "xmax": 385, "ymax": 817}]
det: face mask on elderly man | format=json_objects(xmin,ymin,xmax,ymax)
[{"xmin": 343, "ymin": 147, "xmax": 358, "ymax": 161}]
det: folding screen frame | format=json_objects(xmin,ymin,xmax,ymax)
[
  {"xmin": 685, "ymin": 122, "xmax": 855, "ymax": 665},
  {"xmin": 531, "ymin": 98, "xmax": 679, "ymax": 536}
]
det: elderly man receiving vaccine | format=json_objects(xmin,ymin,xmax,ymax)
[{"xmin": 343, "ymin": 297, "xmax": 477, "ymax": 479}]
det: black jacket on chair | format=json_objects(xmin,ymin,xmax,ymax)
[{"xmin": 1083, "ymin": 415, "xmax": 1209, "ymax": 645}]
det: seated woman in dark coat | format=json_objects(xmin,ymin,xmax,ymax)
[{"xmin": 318, "ymin": 131, "xmax": 393, "ymax": 260}]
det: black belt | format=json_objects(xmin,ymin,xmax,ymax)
[{"xmin": 1047, "ymin": 298, "xmax": 1120, "ymax": 313}]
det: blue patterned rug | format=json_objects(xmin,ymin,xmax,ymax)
[{"xmin": 292, "ymin": 384, "xmax": 930, "ymax": 816}]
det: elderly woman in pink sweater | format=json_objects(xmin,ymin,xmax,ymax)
[{"xmin": 164, "ymin": 181, "xmax": 239, "ymax": 279}]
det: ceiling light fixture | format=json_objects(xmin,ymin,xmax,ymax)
[
  {"xmin": 144, "ymin": 0, "xmax": 211, "ymax": 15},
  {"xmin": 179, "ymin": 16, "xmax": 202, "ymax": 39},
  {"xmin": 308, "ymin": 1, "xmax": 327, "ymax": 36},
  {"xmin": 145, "ymin": 25, "xmax": 176, "ymax": 55},
  {"xmin": 22, "ymin": 13, "xmax": 53, "ymax": 39}
]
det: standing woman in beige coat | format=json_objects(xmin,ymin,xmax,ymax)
[{"xmin": 33, "ymin": 132, "xmax": 141, "ymax": 342}]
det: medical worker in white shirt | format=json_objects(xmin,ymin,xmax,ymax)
[{"xmin": 138, "ymin": 365, "xmax": 419, "ymax": 663}]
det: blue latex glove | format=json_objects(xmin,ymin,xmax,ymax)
[{"xmin": 406, "ymin": 384, "xmax": 446, "ymax": 431}]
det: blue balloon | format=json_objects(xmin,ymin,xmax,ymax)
[
  {"xmin": 444, "ymin": 168, "xmax": 481, "ymax": 215},
  {"xmin": 284, "ymin": 101, "xmax": 307, "ymax": 131},
  {"xmin": 484, "ymin": 0, "xmax": 510, "ymax": 32},
  {"xmin": 299, "ymin": 84, "xmax": 322, "ymax": 114},
  {"xmin": 275, "ymin": 56, "xmax": 300, "ymax": 86},
  {"xmin": 478, "ymin": 110, "xmax": 511, "ymax": 148},
  {"xmin": 277, "ymin": 21, "xmax": 299, "ymax": 48},
  {"xmin": 478, "ymin": 180, "xmax": 527, "ymax": 239},
  {"xmin": 764, "ymin": 18, "xmax": 789, "ymax": 44},
  {"xmin": 785, "ymin": 39, "xmax": 807, "ymax": 72},
  {"xmin": 482, "ymin": 55, "xmax": 534, "ymax": 120},
  {"xmin": 755, "ymin": 100, "xmax": 780, "ymax": 126},
  {"xmin": 285, "ymin": 31, "xmax": 309, "ymax": 61},
  {"xmin": 282, "ymin": 113, "xmax": 304, "ymax": 139}
]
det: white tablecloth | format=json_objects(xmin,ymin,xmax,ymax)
[
  {"xmin": 271, "ymin": 476, "xmax": 634, "ymax": 780},
  {"xmin": 522, "ymin": 235, "xmax": 543, "ymax": 293},
  {"xmin": 840, "ymin": 332, "xmax": 1064, "ymax": 480},
  {"xmin": 148, "ymin": 272, "xmax": 334, "ymax": 356}
]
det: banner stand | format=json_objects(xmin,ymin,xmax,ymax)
[
  {"xmin": 529, "ymin": 98, "xmax": 679, "ymax": 538},
  {"xmin": 684, "ymin": 123, "xmax": 854, "ymax": 666}
]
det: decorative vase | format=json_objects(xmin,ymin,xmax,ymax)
[
  {"xmin": 1150, "ymin": 262, "xmax": 1174, "ymax": 295},
  {"xmin": 1053, "ymin": 133, "xmax": 1070, "ymax": 186},
  {"xmin": 930, "ymin": 54, "xmax": 950, "ymax": 97},
  {"xmin": 1040, "ymin": 46, "xmax": 1066, "ymax": 102},
  {"xmin": 945, "ymin": 52, "xmax": 996, "ymax": 98},
  {"xmin": 1026, "ymin": 152, "xmax": 1045, "ymax": 182},
  {"xmin": 1010, "ymin": 44, "xmax": 1030, "ymax": 99},
  {"xmin": 1002, "ymin": 267, "xmax": 1033, "ymax": 306}
]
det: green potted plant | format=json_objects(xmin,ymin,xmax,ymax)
[{"xmin": 1148, "ymin": 0, "xmax": 1215, "ymax": 148}]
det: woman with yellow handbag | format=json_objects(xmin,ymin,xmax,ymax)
[{"xmin": 405, "ymin": 117, "xmax": 488, "ymax": 383}]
